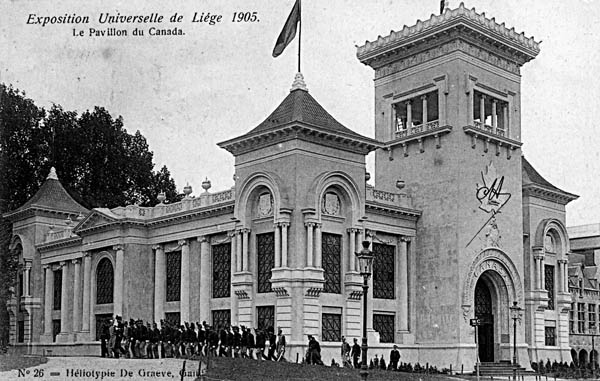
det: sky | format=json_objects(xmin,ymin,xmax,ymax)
[{"xmin": 1, "ymin": 0, "xmax": 599, "ymax": 227}]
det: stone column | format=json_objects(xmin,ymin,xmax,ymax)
[
  {"xmin": 274, "ymin": 224, "xmax": 281, "ymax": 268},
  {"xmin": 406, "ymin": 101, "xmax": 412, "ymax": 130},
  {"xmin": 557, "ymin": 259, "xmax": 565, "ymax": 292},
  {"xmin": 236, "ymin": 230, "xmax": 242, "ymax": 272},
  {"xmin": 533, "ymin": 254, "xmax": 541, "ymax": 290},
  {"xmin": 314, "ymin": 223, "xmax": 323, "ymax": 268},
  {"xmin": 72, "ymin": 259, "xmax": 81, "ymax": 334},
  {"xmin": 180, "ymin": 239, "xmax": 190, "ymax": 323},
  {"xmin": 281, "ymin": 223, "xmax": 289, "ymax": 267},
  {"xmin": 399, "ymin": 237, "xmax": 409, "ymax": 331},
  {"xmin": 479, "ymin": 94, "xmax": 486, "ymax": 125},
  {"xmin": 503, "ymin": 104, "xmax": 509, "ymax": 136},
  {"xmin": 390, "ymin": 102, "xmax": 397, "ymax": 138},
  {"xmin": 154, "ymin": 245, "xmax": 165, "ymax": 325},
  {"xmin": 558, "ymin": 259, "xmax": 568, "ymax": 293},
  {"xmin": 347, "ymin": 228, "xmax": 357, "ymax": 272},
  {"xmin": 539, "ymin": 255, "xmax": 545, "ymax": 292},
  {"xmin": 43, "ymin": 265, "xmax": 53, "ymax": 337},
  {"xmin": 242, "ymin": 229, "xmax": 250, "ymax": 272},
  {"xmin": 113, "ymin": 245, "xmax": 124, "ymax": 317},
  {"xmin": 492, "ymin": 100, "xmax": 498, "ymax": 133},
  {"xmin": 421, "ymin": 95, "xmax": 428, "ymax": 125},
  {"xmin": 199, "ymin": 236, "xmax": 211, "ymax": 323},
  {"xmin": 305, "ymin": 222, "xmax": 314, "ymax": 267},
  {"xmin": 60, "ymin": 262, "xmax": 68, "ymax": 334},
  {"xmin": 24, "ymin": 261, "xmax": 31, "ymax": 297},
  {"xmin": 82, "ymin": 253, "xmax": 91, "ymax": 334}
]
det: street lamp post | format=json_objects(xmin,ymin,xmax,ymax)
[
  {"xmin": 509, "ymin": 301, "xmax": 522, "ymax": 381},
  {"xmin": 355, "ymin": 240, "xmax": 375, "ymax": 381},
  {"xmin": 590, "ymin": 322, "xmax": 597, "ymax": 377}
]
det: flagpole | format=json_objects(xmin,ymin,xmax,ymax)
[{"xmin": 297, "ymin": 0, "xmax": 301, "ymax": 73}]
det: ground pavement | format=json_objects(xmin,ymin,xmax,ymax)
[{"xmin": 0, "ymin": 356, "xmax": 575, "ymax": 381}]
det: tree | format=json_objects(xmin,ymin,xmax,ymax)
[{"xmin": 0, "ymin": 84, "xmax": 181, "ymax": 346}]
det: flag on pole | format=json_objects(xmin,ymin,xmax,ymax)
[{"xmin": 272, "ymin": 0, "xmax": 301, "ymax": 58}]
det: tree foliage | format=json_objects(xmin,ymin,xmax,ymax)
[{"xmin": 0, "ymin": 83, "xmax": 181, "ymax": 345}]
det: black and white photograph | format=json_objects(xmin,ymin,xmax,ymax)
[{"xmin": 1, "ymin": 1, "xmax": 600, "ymax": 380}]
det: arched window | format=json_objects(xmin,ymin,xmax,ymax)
[{"xmin": 96, "ymin": 258, "xmax": 114, "ymax": 304}]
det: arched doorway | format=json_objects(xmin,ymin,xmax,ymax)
[{"xmin": 475, "ymin": 277, "xmax": 494, "ymax": 362}]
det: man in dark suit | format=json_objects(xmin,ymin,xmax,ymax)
[
  {"xmin": 351, "ymin": 338, "xmax": 361, "ymax": 368},
  {"xmin": 390, "ymin": 345, "xmax": 401, "ymax": 370}
]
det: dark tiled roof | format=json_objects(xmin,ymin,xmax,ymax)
[
  {"xmin": 12, "ymin": 177, "xmax": 88, "ymax": 215},
  {"xmin": 522, "ymin": 157, "xmax": 562, "ymax": 191},
  {"xmin": 245, "ymin": 88, "xmax": 367, "ymax": 140}
]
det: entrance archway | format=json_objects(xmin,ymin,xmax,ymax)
[{"xmin": 475, "ymin": 277, "xmax": 494, "ymax": 362}]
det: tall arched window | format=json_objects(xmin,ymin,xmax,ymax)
[{"xmin": 96, "ymin": 258, "xmax": 114, "ymax": 304}]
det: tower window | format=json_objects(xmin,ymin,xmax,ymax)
[
  {"xmin": 393, "ymin": 90, "xmax": 439, "ymax": 138},
  {"xmin": 472, "ymin": 91, "xmax": 509, "ymax": 137}
]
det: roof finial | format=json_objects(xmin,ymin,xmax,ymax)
[
  {"xmin": 47, "ymin": 167, "xmax": 58, "ymax": 180},
  {"xmin": 290, "ymin": 72, "xmax": 308, "ymax": 92}
]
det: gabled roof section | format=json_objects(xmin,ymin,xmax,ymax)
[
  {"xmin": 522, "ymin": 157, "xmax": 578, "ymax": 205},
  {"xmin": 73, "ymin": 208, "xmax": 122, "ymax": 235},
  {"xmin": 219, "ymin": 73, "xmax": 381, "ymax": 156},
  {"xmin": 4, "ymin": 168, "xmax": 88, "ymax": 220}
]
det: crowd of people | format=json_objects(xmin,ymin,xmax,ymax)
[
  {"xmin": 99, "ymin": 315, "xmax": 407, "ymax": 372},
  {"xmin": 98, "ymin": 315, "xmax": 287, "ymax": 361},
  {"xmin": 339, "ymin": 336, "xmax": 402, "ymax": 370}
]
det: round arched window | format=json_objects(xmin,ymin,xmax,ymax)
[{"xmin": 96, "ymin": 258, "xmax": 114, "ymax": 304}]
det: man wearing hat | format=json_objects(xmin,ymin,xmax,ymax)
[{"xmin": 390, "ymin": 344, "xmax": 401, "ymax": 370}]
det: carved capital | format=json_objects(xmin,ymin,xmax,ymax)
[
  {"xmin": 59, "ymin": 261, "xmax": 67, "ymax": 268},
  {"xmin": 112, "ymin": 245, "xmax": 124, "ymax": 252},
  {"xmin": 400, "ymin": 235, "xmax": 412, "ymax": 243},
  {"xmin": 43, "ymin": 264, "xmax": 51, "ymax": 271},
  {"xmin": 71, "ymin": 258, "xmax": 80, "ymax": 265},
  {"xmin": 82, "ymin": 251, "xmax": 92, "ymax": 258},
  {"xmin": 152, "ymin": 244, "xmax": 163, "ymax": 251},
  {"xmin": 557, "ymin": 259, "xmax": 568, "ymax": 265},
  {"xmin": 533, "ymin": 253, "xmax": 545, "ymax": 261},
  {"xmin": 314, "ymin": 223, "xmax": 322, "ymax": 230},
  {"xmin": 365, "ymin": 229, "xmax": 375, "ymax": 238},
  {"xmin": 347, "ymin": 228, "xmax": 359, "ymax": 234},
  {"xmin": 278, "ymin": 222, "xmax": 290, "ymax": 229},
  {"xmin": 178, "ymin": 239, "xmax": 189, "ymax": 247},
  {"xmin": 241, "ymin": 228, "xmax": 251, "ymax": 234},
  {"xmin": 304, "ymin": 222, "xmax": 316, "ymax": 228},
  {"xmin": 197, "ymin": 236, "xmax": 209, "ymax": 243}
]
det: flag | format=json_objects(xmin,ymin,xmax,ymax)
[{"xmin": 272, "ymin": 0, "xmax": 301, "ymax": 58}]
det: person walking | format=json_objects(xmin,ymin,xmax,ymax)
[
  {"xmin": 341, "ymin": 336, "xmax": 351, "ymax": 367},
  {"xmin": 351, "ymin": 338, "xmax": 361, "ymax": 368}
]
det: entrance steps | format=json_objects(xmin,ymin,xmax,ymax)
[{"xmin": 474, "ymin": 362, "xmax": 527, "ymax": 376}]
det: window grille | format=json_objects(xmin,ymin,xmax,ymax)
[
  {"xmin": 257, "ymin": 306, "xmax": 275, "ymax": 332},
  {"xmin": 589, "ymin": 304, "xmax": 597, "ymax": 333},
  {"xmin": 374, "ymin": 314, "xmax": 395, "ymax": 343},
  {"xmin": 569, "ymin": 303, "xmax": 575, "ymax": 333},
  {"xmin": 257, "ymin": 233, "xmax": 275, "ymax": 293},
  {"xmin": 165, "ymin": 312, "xmax": 181, "ymax": 327},
  {"xmin": 212, "ymin": 243, "xmax": 231, "ymax": 298},
  {"xmin": 96, "ymin": 258, "xmax": 114, "ymax": 304},
  {"xmin": 475, "ymin": 282, "xmax": 492, "ymax": 315},
  {"xmin": 373, "ymin": 243, "xmax": 395, "ymax": 299},
  {"xmin": 544, "ymin": 327, "xmax": 556, "ymax": 346},
  {"xmin": 212, "ymin": 309, "xmax": 231, "ymax": 330},
  {"xmin": 578, "ymin": 303, "xmax": 586, "ymax": 333},
  {"xmin": 166, "ymin": 250, "xmax": 181, "ymax": 302},
  {"xmin": 322, "ymin": 233, "xmax": 341, "ymax": 294},
  {"xmin": 322, "ymin": 313, "xmax": 341, "ymax": 342},
  {"xmin": 53, "ymin": 270, "xmax": 62, "ymax": 310},
  {"xmin": 545, "ymin": 265, "xmax": 554, "ymax": 310}
]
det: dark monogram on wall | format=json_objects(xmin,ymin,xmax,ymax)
[{"xmin": 467, "ymin": 162, "xmax": 512, "ymax": 248}]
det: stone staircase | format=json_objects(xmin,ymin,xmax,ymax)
[{"xmin": 474, "ymin": 362, "xmax": 526, "ymax": 376}]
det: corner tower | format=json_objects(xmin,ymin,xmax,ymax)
[{"xmin": 358, "ymin": 5, "xmax": 540, "ymax": 367}]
